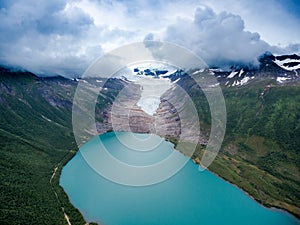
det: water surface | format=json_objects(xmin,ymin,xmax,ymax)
[{"xmin": 60, "ymin": 132, "xmax": 299, "ymax": 225}]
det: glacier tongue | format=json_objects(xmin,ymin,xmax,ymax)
[
  {"xmin": 116, "ymin": 64, "xmax": 175, "ymax": 116},
  {"xmin": 134, "ymin": 76, "xmax": 172, "ymax": 115}
]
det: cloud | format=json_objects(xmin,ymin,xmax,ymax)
[
  {"xmin": 201, "ymin": 0, "xmax": 300, "ymax": 46},
  {"xmin": 0, "ymin": 0, "xmax": 299, "ymax": 75},
  {"xmin": 0, "ymin": 0, "xmax": 137, "ymax": 76},
  {"xmin": 163, "ymin": 5, "xmax": 274, "ymax": 68},
  {"xmin": 0, "ymin": 0, "xmax": 94, "ymax": 76},
  {"xmin": 35, "ymin": 5, "xmax": 93, "ymax": 36},
  {"xmin": 144, "ymin": 33, "xmax": 154, "ymax": 42}
]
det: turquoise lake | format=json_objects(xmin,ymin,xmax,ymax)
[{"xmin": 60, "ymin": 132, "xmax": 299, "ymax": 225}]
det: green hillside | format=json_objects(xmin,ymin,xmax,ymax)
[
  {"xmin": 0, "ymin": 67, "xmax": 299, "ymax": 224},
  {"xmin": 0, "ymin": 69, "xmax": 105, "ymax": 225},
  {"xmin": 188, "ymin": 79, "xmax": 300, "ymax": 217}
]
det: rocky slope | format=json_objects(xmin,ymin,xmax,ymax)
[{"xmin": 0, "ymin": 51, "xmax": 300, "ymax": 224}]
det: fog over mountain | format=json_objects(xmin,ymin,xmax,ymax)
[
  {"xmin": 0, "ymin": 0, "xmax": 299, "ymax": 76},
  {"xmin": 162, "ymin": 6, "xmax": 293, "ymax": 68}
]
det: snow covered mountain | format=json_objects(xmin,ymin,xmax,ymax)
[
  {"xmin": 127, "ymin": 53, "xmax": 300, "ymax": 88},
  {"xmin": 46, "ymin": 52, "xmax": 300, "ymax": 90},
  {"xmin": 213, "ymin": 53, "xmax": 300, "ymax": 87},
  {"xmin": 273, "ymin": 54, "xmax": 300, "ymax": 71}
]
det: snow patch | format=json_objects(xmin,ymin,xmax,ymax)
[
  {"xmin": 274, "ymin": 59, "xmax": 300, "ymax": 71},
  {"xmin": 161, "ymin": 69, "xmax": 178, "ymax": 77},
  {"xmin": 276, "ymin": 77, "xmax": 291, "ymax": 83},
  {"xmin": 193, "ymin": 69, "xmax": 205, "ymax": 74},
  {"xmin": 238, "ymin": 69, "xmax": 244, "ymax": 77},
  {"xmin": 232, "ymin": 80, "xmax": 241, "ymax": 87},
  {"xmin": 208, "ymin": 83, "xmax": 220, "ymax": 88},
  {"xmin": 173, "ymin": 78, "xmax": 181, "ymax": 83},
  {"xmin": 240, "ymin": 76, "xmax": 253, "ymax": 85},
  {"xmin": 210, "ymin": 68, "xmax": 224, "ymax": 72},
  {"xmin": 227, "ymin": 71, "xmax": 238, "ymax": 79}
]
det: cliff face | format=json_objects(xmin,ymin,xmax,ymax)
[
  {"xmin": 1, "ymin": 67, "xmax": 299, "ymax": 220},
  {"xmin": 102, "ymin": 81, "xmax": 182, "ymax": 138}
]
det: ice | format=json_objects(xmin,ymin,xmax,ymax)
[
  {"xmin": 161, "ymin": 69, "xmax": 178, "ymax": 77},
  {"xmin": 240, "ymin": 76, "xmax": 251, "ymax": 85},
  {"xmin": 227, "ymin": 71, "xmax": 238, "ymax": 79},
  {"xmin": 232, "ymin": 80, "xmax": 241, "ymax": 86},
  {"xmin": 118, "ymin": 64, "xmax": 175, "ymax": 116},
  {"xmin": 134, "ymin": 76, "xmax": 172, "ymax": 115},
  {"xmin": 173, "ymin": 78, "xmax": 181, "ymax": 83},
  {"xmin": 274, "ymin": 59, "xmax": 300, "ymax": 71},
  {"xmin": 193, "ymin": 69, "xmax": 205, "ymax": 74},
  {"xmin": 277, "ymin": 77, "xmax": 291, "ymax": 83},
  {"xmin": 238, "ymin": 69, "xmax": 244, "ymax": 77},
  {"xmin": 208, "ymin": 83, "xmax": 220, "ymax": 88}
]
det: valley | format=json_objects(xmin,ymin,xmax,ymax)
[{"xmin": 0, "ymin": 53, "xmax": 300, "ymax": 224}]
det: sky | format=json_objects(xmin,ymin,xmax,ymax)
[{"xmin": 0, "ymin": 0, "xmax": 299, "ymax": 76}]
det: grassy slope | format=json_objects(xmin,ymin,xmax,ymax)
[
  {"xmin": 188, "ymin": 79, "xmax": 300, "ymax": 218},
  {"xmin": 0, "ymin": 69, "xmax": 299, "ymax": 224},
  {"xmin": 0, "ymin": 72, "xmax": 87, "ymax": 225}
]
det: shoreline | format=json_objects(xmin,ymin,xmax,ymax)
[
  {"xmin": 155, "ymin": 134, "xmax": 300, "ymax": 220},
  {"xmin": 59, "ymin": 130, "xmax": 300, "ymax": 224},
  {"xmin": 188, "ymin": 153, "xmax": 300, "ymax": 220},
  {"xmin": 209, "ymin": 167, "xmax": 300, "ymax": 220}
]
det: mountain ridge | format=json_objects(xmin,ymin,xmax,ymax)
[
  {"xmin": 2, "ymin": 52, "xmax": 300, "ymax": 82},
  {"xmin": 0, "ymin": 53, "xmax": 300, "ymax": 224}
]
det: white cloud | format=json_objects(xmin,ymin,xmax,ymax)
[
  {"xmin": 0, "ymin": 0, "xmax": 139, "ymax": 76},
  {"xmin": 163, "ymin": 6, "xmax": 274, "ymax": 67},
  {"xmin": 200, "ymin": 0, "xmax": 300, "ymax": 46},
  {"xmin": 0, "ymin": 0, "xmax": 299, "ymax": 75}
]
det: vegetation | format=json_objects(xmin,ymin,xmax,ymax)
[
  {"xmin": 0, "ymin": 69, "xmax": 106, "ymax": 224},
  {"xmin": 0, "ymin": 67, "xmax": 299, "ymax": 224},
  {"xmin": 185, "ymin": 79, "xmax": 300, "ymax": 218}
]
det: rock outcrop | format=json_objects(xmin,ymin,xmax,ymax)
[{"xmin": 102, "ymin": 81, "xmax": 182, "ymax": 138}]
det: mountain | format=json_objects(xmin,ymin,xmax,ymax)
[
  {"xmin": 0, "ymin": 68, "xmax": 126, "ymax": 225},
  {"xmin": 129, "ymin": 53, "xmax": 300, "ymax": 88},
  {"xmin": 213, "ymin": 53, "xmax": 300, "ymax": 87},
  {"xmin": 0, "ymin": 53, "xmax": 300, "ymax": 224}
]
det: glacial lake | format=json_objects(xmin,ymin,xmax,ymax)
[{"xmin": 60, "ymin": 132, "xmax": 299, "ymax": 225}]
